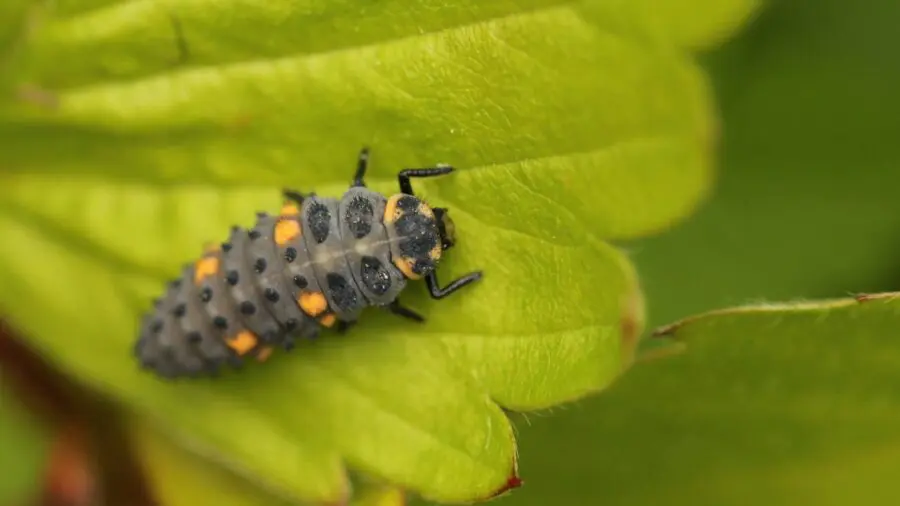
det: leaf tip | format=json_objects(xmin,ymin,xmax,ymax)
[
  {"xmin": 651, "ymin": 322, "xmax": 678, "ymax": 338},
  {"xmin": 619, "ymin": 282, "xmax": 647, "ymax": 370},
  {"xmin": 507, "ymin": 475, "xmax": 524, "ymax": 489},
  {"xmin": 854, "ymin": 291, "xmax": 900, "ymax": 303},
  {"xmin": 485, "ymin": 473, "xmax": 523, "ymax": 500}
]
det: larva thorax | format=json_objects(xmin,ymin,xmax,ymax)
[
  {"xmin": 299, "ymin": 187, "xmax": 408, "ymax": 321},
  {"xmin": 381, "ymin": 193, "xmax": 447, "ymax": 281}
]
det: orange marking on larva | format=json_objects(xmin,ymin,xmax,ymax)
[
  {"xmin": 299, "ymin": 291, "xmax": 328, "ymax": 316},
  {"xmin": 280, "ymin": 203, "xmax": 300, "ymax": 216},
  {"xmin": 274, "ymin": 219, "xmax": 301, "ymax": 245},
  {"xmin": 393, "ymin": 256, "xmax": 421, "ymax": 280},
  {"xmin": 227, "ymin": 330, "xmax": 258, "ymax": 356},
  {"xmin": 256, "ymin": 346, "xmax": 274, "ymax": 363},
  {"xmin": 418, "ymin": 202, "xmax": 435, "ymax": 218},
  {"xmin": 429, "ymin": 243, "xmax": 442, "ymax": 262},
  {"xmin": 384, "ymin": 195, "xmax": 403, "ymax": 223},
  {"xmin": 319, "ymin": 313, "xmax": 337, "ymax": 328},
  {"xmin": 193, "ymin": 256, "xmax": 219, "ymax": 285}
]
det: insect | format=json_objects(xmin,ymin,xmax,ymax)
[{"xmin": 134, "ymin": 148, "xmax": 482, "ymax": 379}]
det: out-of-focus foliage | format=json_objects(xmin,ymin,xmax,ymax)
[
  {"xmin": 482, "ymin": 1, "xmax": 900, "ymax": 505},
  {"xmin": 131, "ymin": 417, "xmax": 296, "ymax": 506},
  {"xmin": 0, "ymin": 379, "xmax": 47, "ymax": 506},
  {"xmin": 504, "ymin": 293, "xmax": 900, "ymax": 506}
]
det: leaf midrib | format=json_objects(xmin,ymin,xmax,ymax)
[{"xmin": 0, "ymin": 136, "xmax": 684, "ymax": 192}]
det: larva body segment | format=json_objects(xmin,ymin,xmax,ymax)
[
  {"xmin": 339, "ymin": 187, "xmax": 408, "ymax": 306},
  {"xmin": 274, "ymin": 209, "xmax": 324, "ymax": 342},
  {"xmin": 300, "ymin": 196, "xmax": 368, "ymax": 323},
  {"xmin": 249, "ymin": 216, "xmax": 316, "ymax": 345}
]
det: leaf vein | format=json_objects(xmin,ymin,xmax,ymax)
[
  {"xmin": 0, "ymin": 198, "xmax": 169, "ymax": 280},
  {"xmin": 41, "ymin": 1, "xmax": 578, "ymax": 93},
  {"xmin": 310, "ymin": 359, "xmax": 503, "ymax": 474}
]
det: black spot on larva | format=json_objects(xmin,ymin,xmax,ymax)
[
  {"xmin": 254, "ymin": 257, "xmax": 267, "ymax": 274},
  {"xmin": 212, "ymin": 316, "xmax": 228, "ymax": 329},
  {"xmin": 172, "ymin": 303, "xmax": 186, "ymax": 318},
  {"xmin": 396, "ymin": 213, "xmax": 439, "ymax": 258},
  {"xmin": 186, "ymin": 331, "xmax": 202, "ymax": 344},
  {"xmin": 284, "ymin": 247, "xmax": 297, "ymax": 263},
  {"xmin": 226, "ymin": 270, "xmax": 239, "ymax": 285},
  {"xmin": 199, "ymin": 287, "xmax": 212, "ymax": 303},
  {"xmin": 169, "ymin": 278, "xmax": 182, "ymax": 289},
  {"xmin": 326, "ymin": 273, "xmax": 359, "ymax": 311},
  {"xmin": 221, "ymin": 242, "xmax": 232, "ymax": 252},
  {"xmin": 285, "ymin": 318, "xmax": 298, "ymax": 332},
  {"xmin": 284, "ymin": 340, "xmax": 295, "ymax": 351},
  {"xmin": 397, "ymin": 195, "xmax": 419, "ymax": 213},
  {"xmin": 360, "ymin": 256, "xmax": 391, "ymax": 295},
  {"xmin": 263, "ymin": 329, "xmax": 277, "ymax": 343},
  {"xmin": 345, "ymin": 195, "xmax": 374, "ymax": 238},
  {"xmin": 248, "ymin": 229, "xmax": 261, "ymax": 240},
  {"xmin": 308, "ymin": 202, "xmax": 331, "ymax": 243},
  {"xmin": 293, "ymin": 275, "xmax": 308, "ymax": 289},
  {"xmin": 256, "ymin": 211, "xmax": 267, "ymax": 219},
  {"xmin": 150, "ymin": 320, "xmax": 163, "ymax": 333},
  {"xmin": 240, "ymin": 301, "xmax": 256, "ymax": 315},
  {"xmin": 264, "ymin": 288, "xmax": 279, "ymax": 302}
]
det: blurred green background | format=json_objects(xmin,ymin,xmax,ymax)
[
  {"xmin": 4, "ymin": 0, "xmax": 900, "ymax": 504},
  {"xmin": 493, "ymin": 0, "xmax": 900, "ymax": 505},
  {"xmin": 0, "ymin": 377, "xmax": 47, "ymax": 506}
]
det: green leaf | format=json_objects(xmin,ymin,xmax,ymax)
[
  {"xmin": 516, "ymin": 294, "xmax": 900, "ymax": 505},
  {"xmin": 0, "ymin": 0, "xmax": 745, "ymax": 503},
  {"xmin": 349, "ymin": 485, "xmax": 406, "ymax": 506},
  {"xmin": 652, "ymin": 295, "xmax": 900, "ymax": 503},
  {"xmin": 131, "ymin": 417, "xmax": 297, "ymax": 506},
  {"xmin": 134, "ymin": 414, "xmax": 407, "ymax": 506},
  {"xmin": 578, "ymin": 0, "xmax": 764, "ymax": 50},
  {"xmin": 16, "ymin": 0, "xmax": 758, "ymax": 89}
]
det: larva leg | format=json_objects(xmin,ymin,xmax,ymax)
[
  {"xmin": 351, "ymin": 146, "xmax": 371, "ymax": 187},
  {"xmin": 283, "ymin": 189, "xmax": 313, "ymax": 205},
  {"xmin": 396, "ymin": 166, "xmax": 454, "ymax": 195},
  {"xmin": 386, "ymin": 299, "xmax": 425, "ymax": 323},
  {"xmin": 336, "ymin": 320, "xmax": 357, "ymax": 334},
  {"xmin": 425, "ymin": 270, "xmax": 483, "ymax": 300}
]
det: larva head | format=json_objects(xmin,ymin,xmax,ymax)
[{"xmin": 383, "ymin": 194, "xmax": 452, "ymax": 279}]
